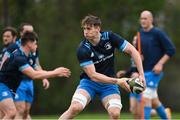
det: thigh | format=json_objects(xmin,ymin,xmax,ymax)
[
  {"xmin": 25, "ymin": 81, "xmax": 34, "ymax": 104},
  {"xmin": 72, "ymin": 88, "xmax": 92, "ymax": 105},
  {"xmin": 14, "ymin": 87, "xmax": 26, "ymax": 102},
  {"xmin": 99, "ymin": 84, "xmax": 120, "ymax": 100},
  {"xmin": 152, "ymin": 98, "xmax": 161, "ymax": 108},
  {"xmin": 102, "ymin": 94, "xmax": 121, "ymax": 110},
  {"xmin": 130, "ymin": 95, "xmax": 139, "ymax": 111},
  {"xmin": 15, "ymin": 101, "xmax": 26, "ymax": 111},
  {"xmin": 0, "ymin": 98, "xmax": 16, "ymax": 113},
  {"xmin": 25, "ymin": 102, "xmax": 32, "ymax": 111},
  {"xmin": 0, "ymin": 83, "xmax": 13, "ymax": 102}
]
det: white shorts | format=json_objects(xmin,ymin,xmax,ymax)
[{"xmin": 143, "ymin": 87, "xmax": 158, "ymax": 99}]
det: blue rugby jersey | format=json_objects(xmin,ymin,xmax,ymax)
[
  {"xmin": 139, "ymin": 27, "xmax": 176, "ymax": 71},
  {"xmin": 0, "ymin": 48, "xmax": 31, "ymax": 92},
  {"xmin": 4, "ymin": 40, "xmax": 38, "ymax": 79},
  {"xmin": 77, "ymin": 31, "xmax": 128, "ymax": 80}
]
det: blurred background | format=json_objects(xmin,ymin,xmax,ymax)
[{"xmin": 0, "ymin": 0, "xmax": 179, "ymax": 116}]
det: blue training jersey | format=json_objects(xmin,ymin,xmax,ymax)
[
  {"xmin": 77, "ymin": 31, "xmax": 128, "ymax": 80},
  {"xmin": 0, "ymin": 48, "xmax": 31, "ymax": 92},
  {"xmin": 139, "ymin": 27, "xmax": 176, "ymax": 71},
  {"xmin": 4, "ymin": 40, "xmax": 38, "ymax": 79}
]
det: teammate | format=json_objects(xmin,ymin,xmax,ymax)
[
  {"xmin": 59, "ymin": 15, "xmax": 145, "ymax": 120},
  {"xmin": 138, "ymin": 10, "xmax": 175, "ymax": 119},
  {"xmin": 0, "ymin": 27, "xmax": 17, "ymax": 65},
  {"xmin": 14, "ymin": 23, "xmax": 50, "ymax": 119},
  {"xmin": 0, "ymin": 31, "xmax": 71, "ymax": 119},
  {"xmin": 0, "ymin": 27, "xmax": 18, "ymax": 119}
]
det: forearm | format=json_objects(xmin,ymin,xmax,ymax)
[
  {"xmin": 157, "ymin": 54, "xmax": 170, "ymax": 65},
  {"xmin": 89, "ymin": 72, "xmax": 118, "ymax": 84},
  {"xmin": 32, "ymin": 70, "xmax": 57, "ymax": 80},
  {"xmin": 128, "ymin": 47, "xmax": 144, "ymax": 76}
]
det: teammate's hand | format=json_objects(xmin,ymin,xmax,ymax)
[
  {"xmin": 116, "ymin": 70, "xmax": 126, "ymax": 78},
  {"xmin": 153, "ymin": 63, "xmax": 163, "ymax": 74},
  {"xmin": 42, "ymin": 79, "xmax": 50, "ymax": 89},
  {"xmin": 116, "ymin": 78, "xmax": 131, "ymax": 92},
  {"xmin": 54, "ymin": 67, "xmax": 71, "ymax": 77}
]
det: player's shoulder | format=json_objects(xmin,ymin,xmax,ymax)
[
  {"xmin": 12, "ymin": 49, "xmax": 26, "ymax": 59},
  {"xmin": 77, "ymin": 39, "xmax": 91, "ymax": 55},
  {"xmin": 6, "ymin": 43, "xmax": 19, "ymax": 53},
  {"xmin": 78, "ymin": 39, "xmax": 91, "ymax": 50},
  {"xmin": 152, "ymin": 27, "xmax": 162, "ymax": 32}
]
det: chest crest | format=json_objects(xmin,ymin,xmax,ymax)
[{"xmin": 104, "ymin": 42, "xmax": 112, "ymax": 50}]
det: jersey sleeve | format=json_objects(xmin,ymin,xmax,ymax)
[
  {"xmin": 109, "ymin": 32, "xmax": 128, "ymax": 52},
  {"xmin": 158, "ymin": 31, "xmax": 176, "ymax": 57},
  {"xmin": 77, "ymin": 47, "xmax": 93, "ymax": 67},
  {"xmin": 14, "ymin": 55, "xmax": 31, "ymax": 72}
]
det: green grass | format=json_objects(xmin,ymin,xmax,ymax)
[{"xmin": 32, "ymin": 112, "xmax": 180, "ymax": 119}]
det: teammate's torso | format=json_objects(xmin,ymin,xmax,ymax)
[
  {"xmin": 140, "ymin": 27, "xmax": 164, "ymax": 71},
  {"xmin": 0, "ymin": 48, "xmax": 29, "ymax": 91}
]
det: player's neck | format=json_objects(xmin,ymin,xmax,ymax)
[
  {"xmin": 89, "ymin": 33, "xmax": 101, "ymax": 46},
  {"xmin": 21, "ymin": 46, "xmax": 30, "ymax": 57},
  {"xmin": 143, "ymin": 25, "xmax": 153, "ymax": 32}
]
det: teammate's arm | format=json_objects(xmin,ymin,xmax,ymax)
[
  {"xmin": 153, "ymin": 54, "xmax": 170, "ymax": 74},
  {"xmin": 34, "ymin": 57, "xmax": 50, "ymax": 89},
  {"xmin": 22, "ymin": 66, "xmax": 71, "ymax": 80}
]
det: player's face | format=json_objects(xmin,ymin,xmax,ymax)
[
  {"xmin": 83, "ymin": 25, "xmax": 100, "ymax": 40},
  {"xmin": 140, "ymin": 13, "xmax": 153, "ymax": 30},
  {"xmin": 21, "ymin": 25, "xmax": 34, "ymax": 37},
  {"xmin": 2, "ymin": 31, "xmax": 16, "ymax": 46},
  {"xmin": 28, "ymin": 40, "xmax": 37, "ymax": 53}
]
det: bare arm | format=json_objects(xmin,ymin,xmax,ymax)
[
  {"xmin": 22, "ymin": 66, "xmax": 70, "ymax": 80},
  {"xmin": 82, "ymin": 64, "xmax": 118, "ymax": 84},
  {"xmin": 82, "ymin": 64, "xmax": 130, "ymax": 92},
  {"xmin": 34, "ymin": 57, "xmax": 50, "ymax": 89},
  {"xmin": 123, "ymin": 42, "xmax": 146, "ymax": 87}
]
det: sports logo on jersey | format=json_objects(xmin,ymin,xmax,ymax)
[
  {"xmin": 29, "ymin": 59, "xmax": 33, "ymax": 65},
  {"xmin": 98, "ymin": 54, "xmax": 104, "ymax": 59},
  {"xmin": 104, "ymin": 42, "xmax": 112, "ymax": 50},
  {"xmin": 2, "ymin": 91, "xmax": 8, "ymax": 97},
  {"xmin": 14, "ymin": 94, "xmax": 19, "ymax": 99},
  {"xmin": 91, "ymin": 52, "xmax": 94, "ymax": 57}
]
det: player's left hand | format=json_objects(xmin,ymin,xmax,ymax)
[
  {"xmin": 117, "ymin": 78, "xmax": 131, "ymax": 92},
  {"xmin": 42, "ymin": 79, "xmax": 50, "ymax": 89},
  {"xmin": 153, "ymin": 63, "xmax": 163, "ymax": 74},
  {"xmin": 138, "ymin": 74, "xmax": 146, "ymax": 90}
]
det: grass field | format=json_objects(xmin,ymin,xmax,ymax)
[{"xmin": 32, "ymin": 112, "xmax": 180, "ymax": 119}]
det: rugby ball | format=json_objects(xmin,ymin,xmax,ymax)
[{"xmin": 127, "ymin": 77, "xmax": 144, "ymax": 94}]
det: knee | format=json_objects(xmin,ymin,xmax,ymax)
[
  {"xmin": 16, "ymin": 104, "xmax": 26, "ymax": 115},
  {"xmin": 23, "ymin": 108, "xmax": 30, "ymax": 117},
  {"xmin": 69, "ymin": 103, "xmax": 83, "ymax": 114},
  {"xmin": 108, "ymin": 108, "xmax": 120, "ymax": 119}
]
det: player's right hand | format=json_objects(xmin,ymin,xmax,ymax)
[
  {"xmin": 54, "ymin": 67, "xmax": 71, "ymax": 78},
  {"xmin": 116, "ymin": 78, "xmax": 131, "ymax": 92}
]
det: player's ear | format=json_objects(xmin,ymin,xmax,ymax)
[{"xmin": 96, "ymin": 26, "xmax": 101, "ymax": 32}]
